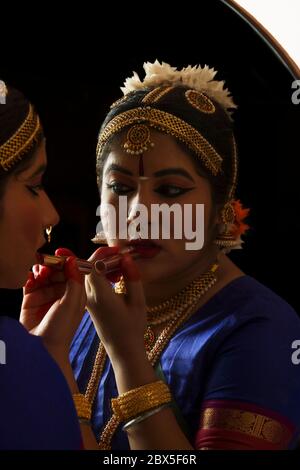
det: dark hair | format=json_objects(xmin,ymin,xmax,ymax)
[
  {"xmin": 96, "ymin": 86, "xmax": 237, "ymax": 207},
  {"xmin": 0, "ymin": 87, "xmax": 43, "ymax": 200}
]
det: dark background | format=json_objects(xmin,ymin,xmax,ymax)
[{"xmin": 0, "ymin": 0, "xmax": 299, "ymax": 316}]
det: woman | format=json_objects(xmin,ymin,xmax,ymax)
[
  {"xmin": 0, "ymin": 83, "xmax": 97, "ymax": 449},
  {"xmin": 70, "ymin": 61, "xmax": 300, "ymax": 450}
]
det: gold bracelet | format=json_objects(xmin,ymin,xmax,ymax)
[
  {"xmin": 111, "ymin": 380, "xmax": 171, "ymax": 422},
  {"xmin": 73, "ymin": 393, "xmax": 92, "ymax": 421}
]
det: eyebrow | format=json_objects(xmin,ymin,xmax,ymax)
[
  {"xmin": 27, "ymin": 164, "xmax": 47, "ymax": 179},
  {"xmin": 105, "ymin": 164, "xmax": 133, "ymax": 177},
  {"xmin": 105, "ymin": 164, "xmax": 195, "ymax": 182},
  {"xmin": 153, "ymin": 168, "xmax": 195, "ymax": 183}
]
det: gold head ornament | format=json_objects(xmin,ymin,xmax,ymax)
[{"xmin": 0, "ymin": 102, "xmax": 42, "ymax": 172}]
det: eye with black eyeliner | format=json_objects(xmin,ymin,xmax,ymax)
[
  {"xmin": 154, "ymin": 184, "xmax": 194, "ymax": 198},
  {"xmin": 26, "ymin": 183, "xmax": 45, "ymax": 196},
  {"xmin": 106, "ymin": 181, "xmax": 134, "ymax": 195}
]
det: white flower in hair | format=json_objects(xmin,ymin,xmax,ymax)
[
  {"xmin": 121, "ymin": 60, "xmax": 236, "ymax": 113},
  {"xmin": 0, "ymin": 80, "xmax": 8, "ymax": 104}
]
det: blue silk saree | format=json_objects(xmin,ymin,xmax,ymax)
[{"xmin": 70, "ymin": 276, "xmax": 300, "ymax": 449}]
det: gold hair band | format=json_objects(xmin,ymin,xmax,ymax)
[
  {"xmin": 97, "ymin": 107, "xmax": 223, "ymax": 176},
  {"xmin": 0, "ymin": 104, "xmax": 42, "ymax": 171}
]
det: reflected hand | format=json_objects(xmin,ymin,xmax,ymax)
[{"xmin": 85, "ymin": 247, "xmax": 147, "ymax": 361}]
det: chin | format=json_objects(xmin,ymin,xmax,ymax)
[
  {"xmin": 11, "ymin": 275, "xmax": 28, "ymax": 289},
  {"xmin": 136, "ymin": 261, "xmax": 168, "ymax": 283},
  {"xmin": 0, "ymin": 255, "xmax": 31, "ymax": 289},
  {"xmin": 7, "ymin": 267, "xmax": 31, "ymax": 290},
  {"xmin": 1, "ymin": 280, "xmax": 25, "ymax": 290}
]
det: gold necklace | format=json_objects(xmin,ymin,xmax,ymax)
[
  {"xmin": 85, "ymin": 262, "xmax": 219, "ymax": 449},
  {"xmin": 144, "ymin": 265, "xmax": 219, "ymax": 350}
]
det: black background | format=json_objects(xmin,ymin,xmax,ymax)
[{"xmin": 0, "ymin": 0, "xmax": 299, "ymax": 316}]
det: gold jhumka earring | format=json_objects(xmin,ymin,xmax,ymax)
[
  {"xmin": 45, "ymin": 225, "xmax": 53, "ymax": 244},
  {"xmin": 91, "ymin": 232, "xmax": 108, "ymax": 246},
  {"xmin": 214, "ymin": 199, "xmax": 250, "ymax": 251},
  {"xmin": 214, "ymin": 201, "xmax": 237, "ymax": 250}
]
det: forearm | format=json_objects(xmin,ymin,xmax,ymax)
[
  {"xmin": 110, "ymin": 349, "xmax": 193, "ymax": 450},
  {"xmin": 53, "ymin": 356, "xmax": 99, "ymax": 450}
]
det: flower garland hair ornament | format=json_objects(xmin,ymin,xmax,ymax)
[
  {"xmin": 0, "ymin": 79, "xmax": 8, "ymax": 103},
  {"xmin": 121, "ymin": 60, "xmax": 237, "ymax": 117}
]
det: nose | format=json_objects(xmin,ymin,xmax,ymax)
[
  {"xmin": 127, "ymin": 185, "xmax": 153, "ymax": 223},
  {"xmin": 42, "ymin": 192, "xmax": 60, "ymax": 228}
]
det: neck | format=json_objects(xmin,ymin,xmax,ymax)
[{"xmin": 143, "ymin": 244, "xmax": 221, "ymax": 307}]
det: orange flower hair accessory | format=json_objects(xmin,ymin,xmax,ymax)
[{"xmin": 231, "ymin": 199, "xmax": 250, "ymax": 238}]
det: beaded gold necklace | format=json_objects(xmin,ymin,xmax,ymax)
[{"xmin": 84, "ymin": 262, "xmax": 219, "ymax": 449}]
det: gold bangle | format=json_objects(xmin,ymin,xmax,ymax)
[
  {"xmin": 73, "ymin": 393, "xmax": 92, "ymax": 421},
  {"xmin": 122, "ymin": 403, "xmax": 170, "ymax": 431},
  {"xmin": 111, "ymin": 380, "xmax": 171, "ymax": 422}
]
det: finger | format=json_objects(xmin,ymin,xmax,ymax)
[
  {"xmin": 53, "ymin": 249, "xmax": 77, "ymax": 283},
  {"xmin": 32, "ymin": 264, "xmax": 41, "ymax": 277},
  {"xmin": 58, "ymin": 257, "xmax": 86, "ymax": 319},
  {"xmin": 32, "ymin": 265, "xmax": 52, "ymax": 285},
  {"xmin": 120, "ymin": 253, "xmax": 145, "ymax": 307},
  {"xmin": 24, "ymin": 275, "xmax": 43, "ymax": 294},
  {"xmin": 55, "ymin": 247, "xmax": 76, "ymax": 257},
  {"xmin": 22, "ymin": 283, "xmax": 66, "ymax": 307},
  {"xmin": 88, "ymin": 246, "xmax": 119, "ymax": 263},
  {"xmin": 48, "ymin": 271, "xmax": 66, "ymax": 283},
  {"xmin": 85, "ymin": 247, "xmax": 122, "ymax": 311},
  {"xmin": 31, "ymin": 268, "xmax": 65, "ymax": 288},
  {"xmin": 23, "ymin": 272, "xmax": 36, "ymax": 293},
  {"xmin": 86, "ymin": 263, "xmax": 119, "ymax": 310},
  {"xmin": 25, "ymin": 269, "xmax": 46, "ymax": 293},
  {"xmin": 24, "ymin": 257, "xmax": 82, "ymax": 306},
  {"xmin": 24, "ymin": 272, "xmax": 58, "ymax": 294},
  {"xmin": 64, "ymin": 256, "xmax": 84, "ymax": 285}
]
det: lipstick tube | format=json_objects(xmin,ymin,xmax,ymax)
[
  {"xmin": 37, "ymin": 247, "xmax": 138, "ymax": 275},
  {"xmin": 93, "ymin": 251, "xmax": 140, "ymax": 274}
]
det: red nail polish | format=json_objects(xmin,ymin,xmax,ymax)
[
  {"xmin": 65, "ymin": 256, "xmax": 84, "ymax": 284},
  {"xmin": 121, "ymin": 254, "xmax": 140, "ymax": 281}
]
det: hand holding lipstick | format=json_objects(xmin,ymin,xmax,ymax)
[
  {"xmin": 20, "ymin": 248, "xmax": 86, "ymax": 364},
  {"xmin": 37, "ymin": 246, "xmax": 139, "ymax": 282},
  {"xmin": 85, "ymin": 246, "xmax": 147, "ymax": 362}
]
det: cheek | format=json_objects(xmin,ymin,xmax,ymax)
[
  {"xmin": 0, "ymin": 204, "xmax": 42, "ymax": 287},
  {"xmin": 191, "ymin": 201, "xmax": 212, "ymax": 233},
  {"xmin": 14, "ymin": 204, "xmax": 42, "ymax": 246},
  {"xmin": 100, "ymin": 199, "xmax": 119, "ymax": 239}
]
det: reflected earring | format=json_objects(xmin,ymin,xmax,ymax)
[
  {"xmin": 45, "ymin": 225, "xmax": 53, "ymax": 243},
  {"xmin": 214, "ymin": 200, "xmax": 250, "ymax": 252},
  {"xmin": 91, "ymin": 231, "xmax": 108, "ymax": 246}
]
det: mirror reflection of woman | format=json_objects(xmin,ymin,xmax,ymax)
[
  {"xmin": 0, "ymin": 85, "xmax": 97, "ymax": 449},
  {"xmin": 71, "ymin": 62, "xmax": 300, "ymax": 450}
]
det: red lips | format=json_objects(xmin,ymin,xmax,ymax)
[{"xmin": 127, "ymin": 239, "xmax": 161, "ymax": 258}]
